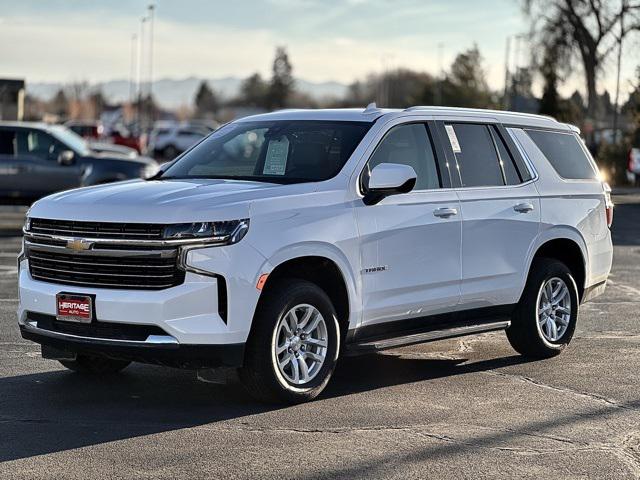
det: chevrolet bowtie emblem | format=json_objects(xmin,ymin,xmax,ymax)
[{"xmin": 66, "ymin": 239, "xmax": 93, "ymax": 251}]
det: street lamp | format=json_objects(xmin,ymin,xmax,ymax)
[
  {"xmin": 147, "ymin": 4, "xmax": 155, "ymax": 129},
  {"xmin": 137, "ymin": 15, "xmax": 147, "ymax": 127}
]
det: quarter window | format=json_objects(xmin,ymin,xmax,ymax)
[
  {"xmin": 366, "ymin": 124, "xmax": 440, "ymax": 190},
  {"xmin": 525, "ymin": 129, "xmax": 597, "ymax": 180}
]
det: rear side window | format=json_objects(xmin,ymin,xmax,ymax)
[
  {"xmin": 525, "ymin": 129, "xmax": 597, "ymax": 180},
  {"xmin": 447, "ymin": 123, "xmax": 504, "ymax": 187}
]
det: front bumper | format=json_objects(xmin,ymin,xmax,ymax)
[
  {"xmin": 17, "ymin": 260, "xmax": 247, "ymax": 345},
  {"xmin": 20, "ymin": 313, "xmax": 244, "ymax": 368}
]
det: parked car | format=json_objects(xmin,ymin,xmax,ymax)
[
  {"xmin": 108, "ymin": 124, "xmax": 145, "ymax": 153},
  {"xmin": 147, "ymin": 122, "xmax": 209, "ymax": 161},
  {"xmin": 18, "ymin": 106, "xmax": 613, "ymax": 404},
  {"xmin": 64, "ymin": 121, "xmax": 138, "ymax": 158},
  {"xmin": 65, "ymin": 120, "xmax": 104, "ymax": 140},
  {"xmin": 0, "ymin": 122, "xmax": 158, "ymax": 204},
  {"xmin": 627, "ymin": 147, "xmax": 640, "ymax": 186}
]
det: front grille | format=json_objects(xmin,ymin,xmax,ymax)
[
  {"xmin": 30, "ymin": 312, "xmax": 168, "ymax": 341},
  {"xmin": 30, "ymin": 218, "xmax": 165, "ymax": 240},
  {"xmin": 26, "ymin": 219, "xmax": 185, "ymax": 290}
]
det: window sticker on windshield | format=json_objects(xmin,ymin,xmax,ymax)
[
  {"xmin": 445, "ymin": 125, "xmax": 462, "ymax": 153},
  {"xmin": 263, "ymin": 137, "xmax": 289, "ymax": 175}
]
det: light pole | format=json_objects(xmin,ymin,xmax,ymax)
[
  {"xmin": 137, "ymin": 15, "xmax": 147, "ymax": 127},
  {"xmin": 436, "ymin": 42, "xmax": 444, "ymax": 105},
  {"xmin": 129, "ymin": 33, "xmax": 137, "ymax": 108},
  {"xmin": 503, "ymin": 36, "xmax": 511, "ymax": 109},
  {"xmin": 147, "ymin": 4, "xmax": 155, "ymax": 128}
]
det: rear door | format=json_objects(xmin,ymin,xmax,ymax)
[
  {"xmin": 354, "ymin": 120, "xmax": 462, "ymax": 332},
  {"xmin": 436, "ymin": 120, "xmax": 540, "ymax": 309}
]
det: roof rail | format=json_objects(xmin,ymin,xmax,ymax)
[{"xmin": 403, "ymin": 105, "xmax": 558, "ymax": 123}]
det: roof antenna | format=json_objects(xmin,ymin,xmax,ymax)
[{"xmin": 363, "ymin": 102, "xmax": 379, "ymax": 114}]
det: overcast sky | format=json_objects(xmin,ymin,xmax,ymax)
[{"xmin": 0, "ymin": 0, "xmax": 637, "ymax": 98}]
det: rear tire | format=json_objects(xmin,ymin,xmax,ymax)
[
  {"xmin": 507, "ymin": 258, "xmax": 579, "ymax": 358},
  {"xmin": 239, "ymin": 279, "xmax": 341, "ymax": 404},
  {"xmin": 59, "ymin": 355, "xmax": 131, "ymax": 374}
]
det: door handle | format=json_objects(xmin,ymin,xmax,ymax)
[
  {"xmin": 433, "ymin": 207, "xmax": 458, "ymax": 218},
  {"xmin": 513, "ymin": 202, "xmax": 534, "ymax": 213}
]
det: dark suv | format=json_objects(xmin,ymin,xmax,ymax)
[{"xmin": 0, "ymin": 122, "xmax": 158, "ymax": 204}]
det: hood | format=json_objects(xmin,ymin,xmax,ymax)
[{"xmin": 29, "ymin": 178, "xmax": 310, "ymax": 224}]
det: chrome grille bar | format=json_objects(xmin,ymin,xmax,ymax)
[{"xmin": 24, "ymin": 221, "xmax": 186, "ymax": 291}]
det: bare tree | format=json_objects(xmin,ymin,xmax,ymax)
[{"xmin": 524, "ymin": 0, "xmax": 640, "ymax": 123}]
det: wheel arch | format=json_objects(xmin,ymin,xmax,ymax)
[
  {"xmin": 525, "ymin": 229, "xmax": 588, "ymax": 301},
  {"xmin": 257, "ymin": 245, "xmax": 359, "ymax": 333}
]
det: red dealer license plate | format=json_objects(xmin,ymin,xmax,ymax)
[{"xmin": 56, "ymin": 294, "xmax": 93, "ymax": 323}]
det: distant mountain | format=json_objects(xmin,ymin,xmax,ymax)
[{"xmin": 26, "ymin": 77, "xmax": 349, "ymax": 109}]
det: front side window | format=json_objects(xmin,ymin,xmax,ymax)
[
  {"xmin": 15, "ymin": 130, "xmax": 57, "ymax": 161},
  {"xmin": 525, "ymin": 129, "xmax": 597, "ymax": 180},
  {"xmin": 365, "ymin": 123, "xmax": 440, "ymax": 190},
  {"xmin": 161, "ymin": 120, "xmax": 371, "ymax": 184}
]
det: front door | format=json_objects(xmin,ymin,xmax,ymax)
[
  {"xmin": 354, "ymin": 122, "xmax": 462, "ymax": 333},
  {"xmin": 13, "ymin": 129, "xmax": 82, "ymax": 198}
]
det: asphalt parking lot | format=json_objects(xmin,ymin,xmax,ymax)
[{"xmin": 1, "ymin": 194, "xmax": 639, "ymax": 480}]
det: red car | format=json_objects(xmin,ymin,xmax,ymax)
[
  {"xmin": 65, "ymin": 120, "xmax": 103, "ymax": 140},
  {"xmin": 108, "ymin": 125, "xmax": 146, "ymax": 154}
]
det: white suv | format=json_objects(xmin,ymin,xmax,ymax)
[{"xmin": 18, "ymin": 106, "xmax": 613, "ymax": 403}]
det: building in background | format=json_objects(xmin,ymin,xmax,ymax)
[{"xmin": 0, "ymin": 79, "xmax": 25, "ymax": 121}]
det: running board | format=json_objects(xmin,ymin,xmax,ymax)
[{"xmin": 345, "ymin": 320, "xmax": 511, "ymax": 355}]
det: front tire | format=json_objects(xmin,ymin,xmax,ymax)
[
  {"xmin": 59, "ymin": 355, "xmax": 131, "ymax": 374},
  {"xmin": 239, "ymin": 279, "xmax": 341, "ymax": 404},
  {"xmin": 507, "ymin": 258, "xmax": 579, "ymax": 358}
]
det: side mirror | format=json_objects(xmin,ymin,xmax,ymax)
[
  {"xmin": 363, "ymin": 163, "xmax": 417, "ymax": 206},
  {"xmin": 57, "ymin": 150, "xmax": 75, "ymax": 166}
]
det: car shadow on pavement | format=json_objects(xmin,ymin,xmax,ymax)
[{"xmin": 0, "ymin": 353, "xmax": 535, "ymax": 463}]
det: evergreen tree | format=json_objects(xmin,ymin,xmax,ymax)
[
  {"xmin": 240, "ymin": 73, "xmax": 268, "ymax": 108},
  {"xmin": 268, "ymin": 47, "xmax": 294, "ymax": 109},
  {"xmin": 194, "ymin": 81, "xmax": 219, "ymax": 117}
]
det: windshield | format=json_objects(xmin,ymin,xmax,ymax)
[
  {"xmin": 50, "ymin": 125, "xmax": 91, "ymax": 156},
  {"xmin": 160, "ymin": 120, "xmax": 371, "ymax": 183}
]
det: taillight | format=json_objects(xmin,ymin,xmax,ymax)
[
  {"xmin": 629, "ymin": 150, "xmax": 634, "ymax": 172},
  {"xmin": 603, "ymin": 182, "xmax": 613, "ymax": 228}
]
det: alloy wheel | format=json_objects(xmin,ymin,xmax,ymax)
[
  {"xmin": 273, "ymin": 304, "xmax": 328, "ymax": 385},
  {"xmin": 536, "ymin": 277, "xmax": 572, "ymax": 342}
]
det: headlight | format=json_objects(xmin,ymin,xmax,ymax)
[{"xmin": 163, "ymin": 219, "xmax": 249, "ymax": 245}]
